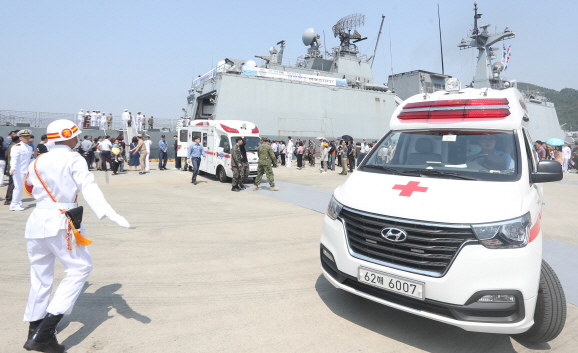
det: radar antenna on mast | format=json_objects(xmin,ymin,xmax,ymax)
[{"xmin": 332, "ymin": 13, "xmax": 367, "ymax": 55}]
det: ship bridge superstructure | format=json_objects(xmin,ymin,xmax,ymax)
[{"xmin": 182, "ymin": 13, "xmax": 398, "ymax": 141}]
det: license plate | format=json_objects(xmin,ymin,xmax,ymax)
[
  {"xmin": 358, "ymin": 267, "xmax": 424, "ymax": 300},
  {"xmin": 250, "ymin": 166, "xmax": 257, "ymax": 171}
]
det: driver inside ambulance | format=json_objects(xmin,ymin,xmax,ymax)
[{"xmin": 467, "ymin": 134, "xmax": 515, "ymax": 169}]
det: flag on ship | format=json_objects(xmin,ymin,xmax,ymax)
[
  {"xmin": 504, "ymin": 45, "xmax": 511, "ymax": 70},
  {"xmin": 501, "ymin": 44, "xmax": 507, "ymax": 65}
]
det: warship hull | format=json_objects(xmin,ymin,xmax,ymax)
[
  {"xmin": 186, "ymin": 73, "xmax": 400, "ymax": 142},
  {"xmin": 524, "ymin": 98, "xmax": 565, "ymax": 141}
]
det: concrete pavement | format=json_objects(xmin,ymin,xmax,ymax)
[{"xmin": 1, "ymin": 163, "xmax": 578, "ymax": 352}]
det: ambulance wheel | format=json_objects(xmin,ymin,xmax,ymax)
[
  {"xmin": 217, "ymin": 166, "xmax": 229, "ymax": 183},
  {"xmin": 514, "ymin": 260, "xmax": 566, "ymax": 343}
]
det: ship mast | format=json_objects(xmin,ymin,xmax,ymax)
[{"xmin": 458, "ymin": 2, "xmax": 515, "ymax": 88}]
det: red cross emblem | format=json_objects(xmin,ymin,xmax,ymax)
[{"xmin": 392, "ymin": 181, "xmax": 428, "ymax": 197}]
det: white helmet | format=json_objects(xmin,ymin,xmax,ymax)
[{"xmin": 46, "ymin": 119, "xmax": 82, "ymax": 142}]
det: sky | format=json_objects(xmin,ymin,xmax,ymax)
[{"xmin": 1, "ymin": 0, "xmax": 576, "ymax": 120}]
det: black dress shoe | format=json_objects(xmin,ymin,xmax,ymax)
[
  {"xmin": 231, "ymin": 185, "xmax": 241, "ymax": 192},
  {"xmin": 24, "ymin": 313, "xmax": 65, "ymax": 353},
  {"xmin": 4, "ymin": 200, "xmax": 10, "ymax": 205},
  {"xmin": 194, "ymin": 181, "xmax": 198, "ymax": 185}
]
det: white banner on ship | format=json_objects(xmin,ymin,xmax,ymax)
[
  {"xmin": 242, "ymin": 66, "xmax": 347, "ymax": 87},
  {"xmin": 193, "ymin": 68, "xmax": 216, "ymax": 87}
]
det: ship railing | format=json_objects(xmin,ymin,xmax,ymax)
[
  {"xmin": 1, "ymin": 110, "xmax": 177, "ymax": 132},
  {"xmin": 0, "ymin": 110, "xmax": 38, "ymax": 127}
]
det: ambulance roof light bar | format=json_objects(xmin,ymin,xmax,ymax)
[{"xmin": 445, "ymin": 78, "xmax": 461, "ymax": 92}]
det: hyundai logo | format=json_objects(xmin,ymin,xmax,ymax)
[{"xmin": 381, "ymin": 227, "xmax": 408, "ymax": 242}]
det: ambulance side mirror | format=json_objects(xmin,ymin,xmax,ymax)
[{"xmin": 531, "ymin": 160, "xmax": 563, "ymax": 183}]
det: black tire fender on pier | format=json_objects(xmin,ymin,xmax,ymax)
[{"xmin": 514, "ymin": 260, "xmax": 566, "ymax": 343}]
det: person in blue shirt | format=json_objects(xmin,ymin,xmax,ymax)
[
  {"xmin": 187, "ymin": 137, "xmax": 206, "ymax": 185},
  {"xmin": 158, "ymin": 135, "xmax": 168, "ymax": 170},
  {"xmin": 467, "ymin": 134, "xmax": 515, "ymax": 170}
]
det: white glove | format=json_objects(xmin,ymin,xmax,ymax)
[{"xmin": 106, "ymin": 211, "xmax": 131, "ymax": 228}]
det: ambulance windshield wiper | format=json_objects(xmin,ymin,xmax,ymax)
[
  {"xmin": 362, "ymin": 165, "xmax": 421, "ymax": 176},
  {"xmin": 403, "ymin": 169, "xmax": 479, "ymax": 180}
]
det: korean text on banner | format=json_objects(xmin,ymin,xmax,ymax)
[
  {"xmin": 193, "ymin": 69, "xmax": 217, "ymax": 87},
  {"xmin": 242, "ymin": 66, "xmax": 347, "ymax": 87}
]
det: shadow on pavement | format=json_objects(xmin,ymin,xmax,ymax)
[
  {"xmin": 314, "ymin": 274, "xmax": 529, "ymax": 353},
  {"xmin": 59, "ymin": 282, "xmax": 151, "ymax": 350}
]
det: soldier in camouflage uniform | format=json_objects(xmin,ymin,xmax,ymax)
[
  {"xmin": 239, "ymin": 137, "xmax": 250, "ymax": 185},
  {"xmin": 231, "ymin": 137, "xmax": 243, "ymax": 192},
  {"xmin": 254, "ymin": 136, "xmax": 279, "ymax": 191}
]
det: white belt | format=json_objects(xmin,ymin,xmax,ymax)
[{"xmin": 36, "ymin": 201, "xmax": 78, "ymax": 210}]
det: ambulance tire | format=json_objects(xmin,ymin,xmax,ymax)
[
  {"xmin": 217, "ymin": 166, "xmax": 230, "ymax": 183},
  {"xmin": 514, "ymin": 260, "xmax": 566, "ymax": 343}
]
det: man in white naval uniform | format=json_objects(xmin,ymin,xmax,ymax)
[
  {"xmin": 90, "ymin": 110, "xmax": 97, "ymax": 127},
  {"xmin": 121, "ymin": 109, "xmax": 130, "ymax": 131},
  {"xmin": 9, "ymin": 130, "xmax": 33, "ymax": 211},
  {"xmin": 136, "ymin": 112, "xmax": 143, "ymax": 131},
  {"xmin": 76, "ymin": 109, "xmax": 84, "ymax": 128},
  {"xmin": 286, "ymin": 136, "xmax": 294, "ymax": 168},
  {"xmin": 100, "ymin": 111, "xmax": 107, "ymax": 130},
  {"xmin": 95, "ymin": 111, "xmax": 102, "ymax": 129},
  {"xmin": 22, "ymin": 119, "xmax": 130, "ymax": 353}
]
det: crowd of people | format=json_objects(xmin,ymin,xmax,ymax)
[
  {"xmin": 534, "ymin": 140, "xmax": 578, "ymax": 173},
  {"xmin": 262, "ymin": 137, "xmax": 377, "ymax": 175},
  {"xmin": 2, "ymin": 128, "xmax": 179, "ymax": 211}
]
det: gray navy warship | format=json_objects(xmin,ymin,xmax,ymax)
[{"xmin": 182, "ymin": 14, "xmax": 400, "ymax": 142}]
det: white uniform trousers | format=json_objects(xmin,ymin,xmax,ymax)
[
  {"xmin": 24, "ymin": 231, "xmax": 92, "ymax": 322},
  {"xmin": 11, "ymin": 172, "xmax": 25, "ymax": 207},
  {"xmin": 145, "ymin": 154, "xmax": 150, "ymax": 171},
  {"xmin": 563, "ymin": 158, "xmax": 569, "ymax": 172},
  {"xmin": 286, "ymin": 153, "xmax": 293, "ymax": 167}
]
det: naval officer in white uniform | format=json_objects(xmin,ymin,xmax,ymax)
[
  {"xmin": 122, "ymin": 109, "xmax": 130, "ymax": 131},
  {"xmin": 76, "ymin": 109, "xmax": 84, "ymax": 128},
  {"xmin": 9, "ymin": 129, "xmax": 33, "ymax": 211},
  {"xmin": 22, "ymin": 119, "xmax": 130, "ymax": 353}
]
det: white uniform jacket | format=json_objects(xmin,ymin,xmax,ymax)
[
  {"xmin": 25, "ymin": 145, "xmax": 113, "ymax": 239},
  {"xmin": 10, "ymin": 142, "xmax": 33, "ymax": 174}
]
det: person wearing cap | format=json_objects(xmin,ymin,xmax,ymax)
[
  {"xmin": 21, "ymin": 119, "xmax": 130, "ymax": 352},
  {"xmin": 77, "ymin": 109, "xmax": 84, "ymax": 128},
  {"xmin": 106, "ymin": 113, "xmax": 113, "ymax": 130},
  {"xmin": 158, "ymin": 135, "xmax": 168, "ymax": 170},
  {"xmin": 254, "ymin": 136, "xmax": 279, "ymax": 191},
  {"xmin": 90, "ymin": 110, "xmax": 97, "ymax": 127},
  {"xmin": 9, "ymin": 130, "xmax": 34, "ymax": 211},
  {"xmin": 121, "ymin": 109, "xmax": 130, "ymax": 131},
  {"xmin": 148, "ymin": 116, "xmax": 154, "ymax": 130},
  {"xmin": 137, "ymin": 112, "xmax": 143, "ymax": 131}
]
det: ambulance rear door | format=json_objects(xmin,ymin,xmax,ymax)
[{"xmin": 177, "ymin": 127, "xmax": 188, "ymax": 158}]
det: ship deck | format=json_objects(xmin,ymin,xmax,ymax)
[{"xmin": 1, "ymin": 165, "xmax": 578, "ymax": 352}]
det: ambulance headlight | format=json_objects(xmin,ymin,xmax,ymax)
[
  {"xmin": 471, "ymin": 213, "xmax": 531, "ymax": 249},
  {"xmin": 327, "ymin": 196, "xmax": 343, "ymax": 220},
  {"xmin": 445, "ymin": 78, "xmax": 461, "ymax": 92}
]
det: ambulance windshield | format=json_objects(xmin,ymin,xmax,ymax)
[
  {"xmin": 231, "ymin": 136, "xmax": 261, "ymax": 152},
  {"xmin": 361, "ymin": 130, "xmax": 519, "ymax": 181}
]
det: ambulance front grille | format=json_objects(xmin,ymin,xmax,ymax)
[{"xmin": 340, "ymin": 207, "xmax": 478, "ymax": 277}]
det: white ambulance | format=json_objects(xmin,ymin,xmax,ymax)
[
  {"xmin": 320, "ymin": 78, "xmax": 566, "ymax": 342},
  {"xmin": 176, "ymin": 120, "xmax": 261, "ymax": 182}
]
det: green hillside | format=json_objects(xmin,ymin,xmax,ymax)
[{"xmin": 517, "ymin": 82, "xmax": 578, "ymax": 131}]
